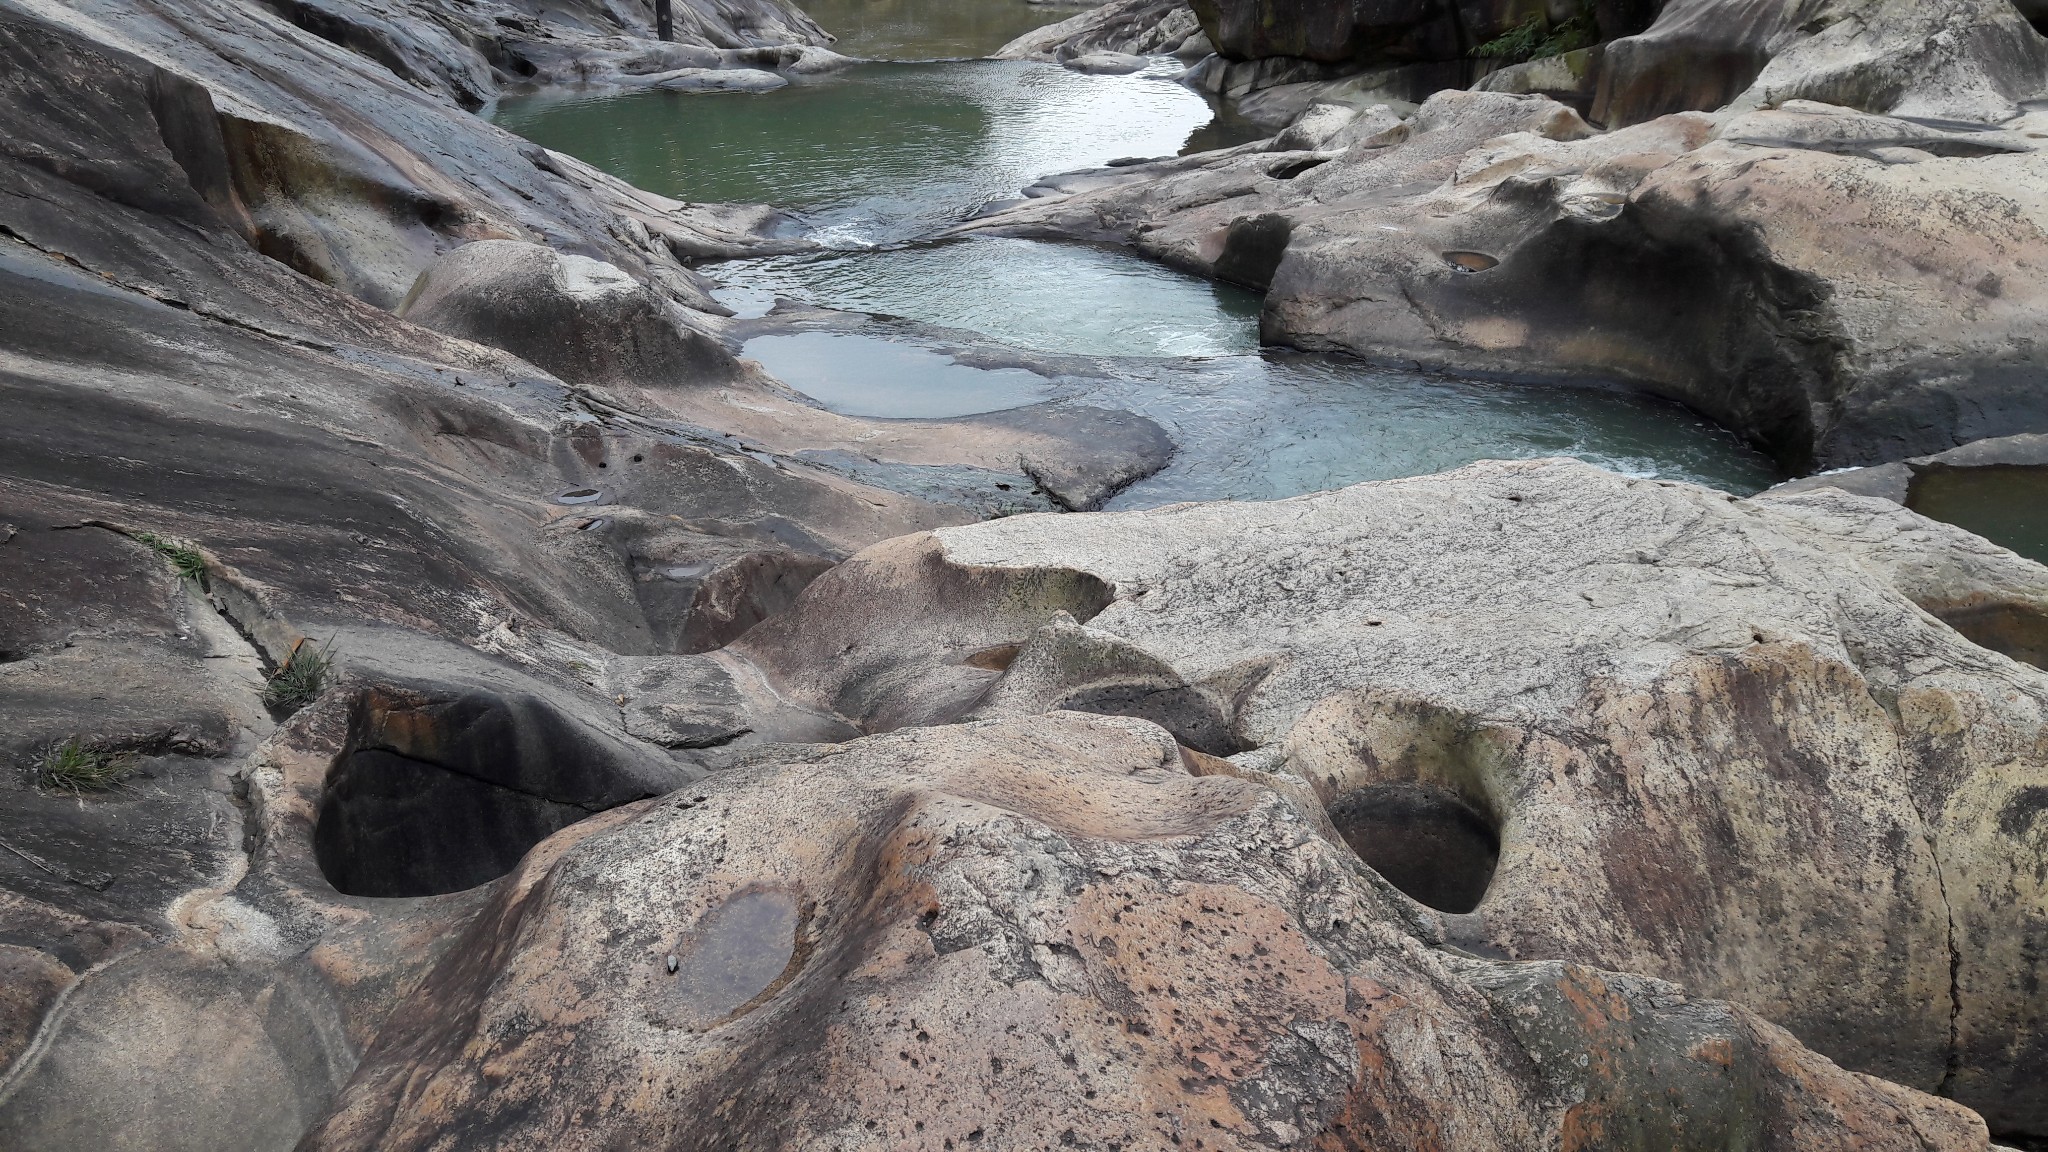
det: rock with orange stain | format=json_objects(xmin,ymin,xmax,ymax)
[
  {"xmin": 300, "ymin": 712, "xmax": 1992, "ymax": 1152},
  {"xmin": 712, "ymin": 457, "xmax": 2048, "ymax": 1140}
]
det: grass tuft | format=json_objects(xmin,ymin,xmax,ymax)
[
  {"xmin": 1473, "ymin": 10, "xmax": 1597, "ymax": 63},
  {"xmin": 132, "ymin": 531, "xmax": 206, "ymax": 582},
  {"xmin": 262, "ymin": 640, "xmax": 333, "ymax": 712},
  {"xmin": 36, "ymin": 739, "xmax": 136, "ymax": 793}
]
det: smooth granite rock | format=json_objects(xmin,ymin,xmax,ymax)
[
  {"xmin": 715, "ymin": 458, "xmax": 2048, "ymax": 1139},
  {"xmin": 300, "ymin": 711, "xmax": 1997, "ymax": 1152}
]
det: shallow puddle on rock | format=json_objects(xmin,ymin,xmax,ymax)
[
  {"xmin": 743, "ymin": 330, "xmax": 1054, "ymax": 417},
  {"xmin": 1908, "ymin": 466, "xmax": 2048, "ymax": 565},
  {"xmin": 663, "ymin": 888, "xmax": 801, "ymax": 1028}
]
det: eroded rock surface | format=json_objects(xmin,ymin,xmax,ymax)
[
  {"xmin": 995, "ymin": 0, "xmax": 1210, "ymax": 62},
  {"xmin": 1595, "ymin": 0, "xmax": 2048, "ymax": 127},
  {"xmin": 301, "ymin": 712, "xmax": 1996, "ymax": 1152},
  {"xmin": 711, "ymin": 458, "xmax": 2048, "ymax": 1138}
]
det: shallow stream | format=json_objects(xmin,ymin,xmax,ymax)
[{"xmin": 494, "ymin": 9, "xmax": 1785, "ymax": 505}]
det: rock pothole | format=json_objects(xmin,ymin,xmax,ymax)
[
  {"xmin": 314, "ymin": 685, "xmax": 675, "ymax": 898},
  {"xmin": 655, "ymin": 887, "xmax": 804, "ymax": 1030},
  {"xmin": 1325, "ymin": 780, "xmax": 1501, "ymax": 913}
]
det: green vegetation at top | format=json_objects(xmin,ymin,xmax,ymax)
[{"xmin": 1473, "ymin": 10, "xmax": 1598, "ymax": 64}]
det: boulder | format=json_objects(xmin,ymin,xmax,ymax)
[
  {"xmin": 1595, "ymin": 0, "xmax": 2048, "ymax": 128},
  {"xmin": 1062, "ymin": 50, "xmax": 1151, "ymax": 74},
  {"xmin": 398, "ymin": 240, "xmax": 743, "ymax": 390},
  {"xmin": 300, "ymin": 711, "xmax": 1996, "ymax": 1152},
  {"xmin": 719, "ymin": 458, "xmax": 2048, "ymax": 1138}
]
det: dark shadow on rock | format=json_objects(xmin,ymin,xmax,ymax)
[
  {"xmin": 1327, "ymin": 780, "xmax": 1501, "ymax": 913},
  {"xmin": 315, "ymin": 683, "xmax": 688, "ymax": 898}
]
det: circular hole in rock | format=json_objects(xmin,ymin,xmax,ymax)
[
  {"xmin": 1327, "ymin": 781, "xmax": 1500, "ymax": 913},
  {"xmin": 1442, "ymin": 251, "xmax": 1500, "ymax": 273},
  {"xmin": 314, "ymin": 688, "xmax": 665, "ymax": 897},
  {"xmin": 315, "ymin": 748, "xmax": 595, "ymax": 897},
  {"xmin": 556, "ymin": 488, "xmax": 606, "ymax": 505}
]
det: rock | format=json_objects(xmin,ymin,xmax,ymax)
[
  {"xmin": 397, "ymin": 240, "xmax": 742, "ymax": 390},
  {"xmin": 298, "ymin": 711, "xmax": 1996, "ymax": 1152},
  {"xmin": 1475, "ymin": 43, "xmax": 1605, "ymax": 113},
  {"xmin": 0, "ymin": 0, "xmax": 776, "ymax": 314},
  {"xmin": 1186, "ymin": 0, "xmax": 1465, "ymax": 69},
  {"xmin": 720, "ymin": 459, "xmax": 2048, "ymax": 1137},
  {"xmin": 641, "ymin": 66, "xmax": 790, "ymax": 92},
  {"xmin": 995, "ymin": 0, "xmax": 1204, "ymax": 60},
  {"xmin": 1061, "ymin": 50, "xmax": 1150, "ymax": 74},
  {"xmin": 251, "ymin": 0, "xmax": 832, "ymax": 106},
  {"xmin": 959, "ymin": 88, "xmax": 2048, "ymax": 471},
  {"xmin": 1772, "ymin": 431, "xmax": 2048, "ymax": 656},
  {"xmin": 1596, "ymin": 0, "xmax": 2048, "ymax": 128},
  {"xmin": 1273, "ymin": 101, "xmax": 1363, "ymax": 150}
]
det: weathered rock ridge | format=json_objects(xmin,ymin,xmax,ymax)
[{"xmin": 243, "ymin": 0, "xmax": 838, "ymax": 108}]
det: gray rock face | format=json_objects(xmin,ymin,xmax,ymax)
[
  {"xmin": 994, "ymin": 0, "xmax": 1209, "ymax": 62},
  {"xmin": 961, "ymin": 83, "xmax": 2048, "ymax": 471},
  {"xmin": 249, "ymin": 0, "xmax": 833, "ymax": 108},
  {"xmin": 1596, "ymin": 0, "xmax": 2048, "ymax": 127},
  {"xmin": 0, "ymin": 2, "xmax": 1173, "ymax": 1145},
  {"xmin": 399, "ymin": 240, "xmax": 742, "ymax": 389},
  {"xmin": 715, "ymin": 459, "xmax": 2048, "ymax": 1137}
]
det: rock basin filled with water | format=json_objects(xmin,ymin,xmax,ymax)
[{"xmin": 494, "ymin": 42, "xmax": 1784, "ymax": 504}]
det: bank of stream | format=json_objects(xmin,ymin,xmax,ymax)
[{"xmin": 494, "ymin": 6, "xmax": 1786, "ymax": 507}]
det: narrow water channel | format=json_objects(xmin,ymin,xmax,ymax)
[{"xmin": 492, "ymin": 8, "xmax": 1784, "ymax": 503}]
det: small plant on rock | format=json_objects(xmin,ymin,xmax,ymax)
[
  {"xmin": 132, "ymin": 531, "xmax": 206, "ymax": 583},
  {"xmin": 262, "ymin": 640, "xmax": 333, "ymax": 712},
  {"xmin": 35, "ymin": 739, "xmax": 136, "ymax": 794}
]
